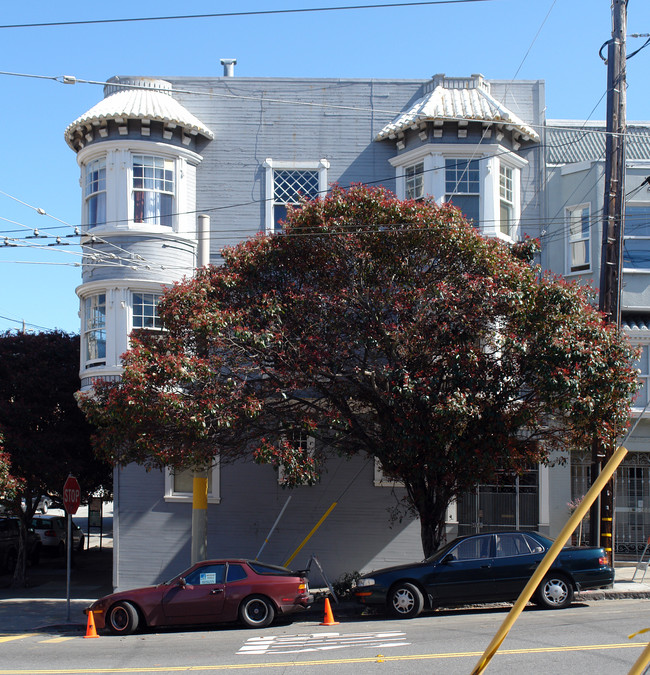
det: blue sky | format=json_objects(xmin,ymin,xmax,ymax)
[{"xmin": 0, "ymin": 0, "xmax": 648, "ymax": 335}]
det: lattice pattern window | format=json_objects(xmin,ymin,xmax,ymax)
[
  {"xmin": 445, "ymin": 158, "xmax": 480, "ymax": 225},
  {"xmin": 83, "ymin": 293, "xmax": 106, "ymax": 368},
  {"xmin": 132, "ymin": 293, "xmax": 162, "ymax": 330},
  {"xmin": 85, "ymin": 158, "xmax": 106, "ymax": 228},
  {"xmin": 568, "ymin": 205, "xmax": 590, "ymax": 272},
  {"xmin": 272, "ymin": 170, "xmax": 320, "ymax": 233}
]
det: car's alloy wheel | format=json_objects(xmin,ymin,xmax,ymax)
[
  {"xmin": 107, "ymin": 601, "xmax": 139, "ymax": 635},
  {"xmin": 239, "ymin": 595, "xmax": 276, "ymax": 628},
  {"xmin": 536, "ymin": 575, "xmax": 573, "ymax": 609},
  {"xmin": 388, "ymin": 582, "xmax": 424, "ymax": 618}
]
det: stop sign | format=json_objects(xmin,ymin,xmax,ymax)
[{"xmin": 63, "ymin": 475, "xmax": 81, "ymax": 515}]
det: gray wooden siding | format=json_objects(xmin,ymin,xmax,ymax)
[
  {"xmin": 82, "ymin": 235, "xmax": 195, "ymax": 285},
  {"xmin": 114, "ymin": 456, "xmax": 421, "ymax": 590}
]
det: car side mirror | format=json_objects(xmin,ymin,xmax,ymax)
[
  {"xmin": 178, "ymin": 577, "xmax": 187, "ymax": 589},
  {"xmin": 442, "ymin": 554, "xmax": 454, "ymax": 564}
]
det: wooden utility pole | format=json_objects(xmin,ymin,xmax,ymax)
[{"xmin": 590, "ymin": 0, "xmax": 627, "ymax": 564}]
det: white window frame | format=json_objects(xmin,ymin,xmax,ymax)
[
  {"xmin": 84, "ymin": 157, "xmax": 106, "ymax": 229},
  {"xmin": 164, "ymin": 461, "xmax": 221, "ymax": 503},
  {"xmin": 630, "ymin": 339, "xmax": 650, "ymax": 414},
  {"xmin": 445, "ymin": 157, "xmax": 481, "ymax": 226},
  {"xmin": 373, "ymin": 458, "xmax": 405, "ymax": 487},
  {"xmin": 131, "ymin": 154, "xmax": 175, "ymax": 227},
  {"xmin": 82, "ymin": 292, "xmax": 107, "ymax": 369},
  {"xmin": 263, "ymin": 159, "xmax": 330, "ymax": 234},
  {"xmin": 132, "ymin": 292, "xmax": 163, "ymax": 330},
  {"xmin": 389, "ymin": 144, "xmax": 526, "ymax": 241},
  {"xmin": 499, "ymin": 164, "xmax": 514, "ymax": 236},
  {"xmin": 566, "ymin": 204, "xmax": 591, "ymax": 273},
  {"xmin": 405, "ymin": 162, "xmax": 425, "ymax": 200},
  {"xmin": 278, "ymin": 432, "xmax": 315, "ymax": 484}
]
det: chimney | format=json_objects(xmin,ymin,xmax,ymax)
[{"xmin": 220, "ymin": 59, "xmax": 237, "ymax": 77}]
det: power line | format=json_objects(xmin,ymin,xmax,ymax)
[{"xmin": 0, "ymin": 1, "xmax": 496, "ymax": 30}]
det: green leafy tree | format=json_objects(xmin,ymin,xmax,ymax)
[
  {"xmin": 0, "ymin": 331, "xmax": 111, "ymax": 586},
  {"xmin": 80, "ymin": 186, "xmax": 639, "ymax": 557}
]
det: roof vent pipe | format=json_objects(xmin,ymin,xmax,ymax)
[{"xmin": 220, "ymin": 59, "xmax": 237, "ymax": 77}]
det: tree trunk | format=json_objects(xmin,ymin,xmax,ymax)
[{"xmin": 411, "ymin": 484, "xmax": 451, "ymax": 558}]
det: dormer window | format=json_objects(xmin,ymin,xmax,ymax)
[
  {"xmin": 499, "ymin": 164, "xmax": 514, "ymax": 236},
  {"xmin": 445, "ymin": 158, "xmax": 480, "ymax": 226},
  {"xmin": 84, "ymin": 158, "xmax": 106, "ymax": 228},
  {"xmin": 405, "ymin": 162, "xmax": 424, "ymax": 200},
  {"xmin": 132, "ymin": 155, "xmax": 174, "ymax": 227}
]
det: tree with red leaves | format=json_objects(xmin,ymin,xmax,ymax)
[{"xmin": 81, "ymin": 186, "xmax": 639, "ymax": 557}]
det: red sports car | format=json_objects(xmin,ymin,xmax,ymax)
[{"xmin": 86, "ymin": 559, "xmax": 312, "ymax": 635}]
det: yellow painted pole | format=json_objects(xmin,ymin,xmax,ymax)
[
  {"xmin": 284, "ymin": 502, "xmax": 337, "ymax": 567},
  {"xmin": 627, "ymin": 629, "xmax": 650, "ymax": 675},
  {"xmin": 470, "ymin": 445, "xmax": 628, "ymax": 675}
]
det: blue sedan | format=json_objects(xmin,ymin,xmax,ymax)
[{"xmin": 354, "ymin": 531, "xmax": 613, "ymax": 617}]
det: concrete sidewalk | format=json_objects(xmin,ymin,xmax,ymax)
[{"xmin": 0, "ymin": 558, "xmax": 649, "ymax": 634}]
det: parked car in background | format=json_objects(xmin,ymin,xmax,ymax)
[
  {"xmin": 31, "ymin": 516, "xmax": 84, "ymax": 555},
  {"xmin": 0, "ymin": 517, "xmax": 41, "ymax": 572},
  {"xmin": 354, "ymin": 531, "xmax": 614, "ymax": 617},
  {"xmin": 86, "ymin": 559, "xmax": 312, "ymax": 635},
  {"xmin": 32, "ymin": 495, "xmax": 52, "ymax": 514}
]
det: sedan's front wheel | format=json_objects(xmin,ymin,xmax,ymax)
[
  {"xmin": 107, "ymin": 601, "xmax": 140, "ymax": 635},
  {"xmin": 535, "ymin": 575, "xmax": 573, "ymax": 609},
  {"xmin": 388, "ymin": 582, "xmax": 424, "ymax": 618}
]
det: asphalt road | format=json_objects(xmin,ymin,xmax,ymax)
[{"xmin": 0, "ymin": 598, "xmax": 649, "ymax": 674}]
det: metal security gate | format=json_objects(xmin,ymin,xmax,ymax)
[
  {"xmin": 571, "ymin": 450, "xmax": 650, "ymax": 555},
  {"xmin": 457, "ymin": 468, "xmax": 539, "ymax": 535}
]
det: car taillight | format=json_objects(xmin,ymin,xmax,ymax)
[
  {"xmin": 298, "ymin": 582, "xmax": 307, "ymax": 592},
  {"xmin": 45, "ymin": 530, "xmax": 56, "ymax": 537},
  {"xmin": 599, "ymin": 556, "xmax": 607, "ymax": 566}
]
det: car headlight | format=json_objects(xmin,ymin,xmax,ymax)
[{"xmin": 356, "ymin": 578, "xmax": 375, "ymax": 587}]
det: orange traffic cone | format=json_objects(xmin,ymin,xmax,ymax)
[
  {"xmin": 84, "ymin": 610, "xmax": 99, "ymax": 638},
  {"xmin": 319, "ymin": 597, "xmax": 340, "ymax": 626}
]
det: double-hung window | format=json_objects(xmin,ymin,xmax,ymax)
[
  {"xmin": 132, "ymin": 155, "xmax": 174, "ymax": 227},
  {"xmin": 567, "ymin": 205, "xmax": 590, "ymax": 272},
  {"xmin": 499, "ymin": 164, "xmax": 514, "ymax": 236},
  {"xmin": 85, "ymin": 158, "xmax": 106, "ymax": 228},
  {"xmin": 405, "ymin": 162, "xmax": 424, "ymax": 200},
  {"xmin": 624, "ymin": 205, "xmax": 650, "ymax": 269},
  {"xmin": 445, "ymin": 158, "xmax": 480, "ymax": 225},
  {"xmin": 132, "ymin": 292, "xmax": 163, "ymax": 330},
  {"xmin": 83, "ymin": 293, "xmax": 106, "ymax": 368}
]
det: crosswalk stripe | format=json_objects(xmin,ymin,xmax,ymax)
[{"xmin": 0, "ymin": 634, "xmax": 36, "ymax": 643}]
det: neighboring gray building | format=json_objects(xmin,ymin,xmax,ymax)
[
  {"xmin": 68, "ymin": 68, "xmax": 626, "ymax": 591},
  {"xmin": 545, "ymin": 120, "xmax": 650, "ymax": 554}
]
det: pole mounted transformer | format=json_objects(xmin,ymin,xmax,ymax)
[{"xmin": 590, "ymin": 0, "xmax": 627, "ymax": 563}]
